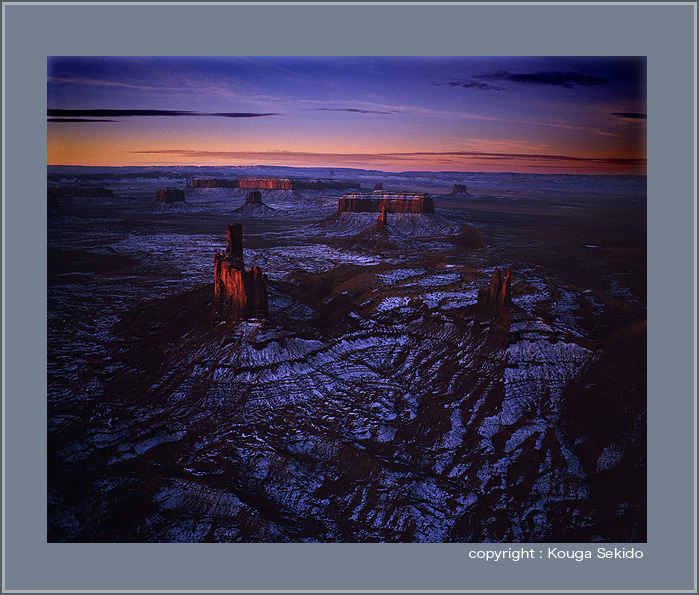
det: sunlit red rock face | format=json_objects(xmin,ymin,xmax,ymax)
[
  {"xmin": 239, "ymin": 178, "xmax": 293, "ymax": 190},
  {"xmin": 156, "ymin": 187, "xmax": 185, "ymax": 203},
  {"xmin": 337, "ymin": 192, "xmax": 435, "ymax": 214},
  {"xmin": 213, "ymin": 224, "xmax": 268, "ymax": 321},
  {"xmin": 477, "ymin": 268, "xmax": 512, "ymax": 313},
  {"xmin": 192, "ymin": 177, "xmax": 290, "ymax": 189},
  {"xmin": 376, "ymin": 205, "xmax": 388, "ymax": 232},
  {"xmin": 190, "ymin": 177, "xmax": 360, "ymax": 191}
]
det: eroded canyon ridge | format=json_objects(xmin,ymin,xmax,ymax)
[{"xmin": 47, "ymin": 169, "xmax": 647, "ymax": 543}]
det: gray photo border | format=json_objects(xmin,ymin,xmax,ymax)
[{"xmin": 2, "ymin": 1, "xmax": 696, "ymax": 592}]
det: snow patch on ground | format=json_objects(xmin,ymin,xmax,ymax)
[
  {"xmin": 377, "ymin": 296, "xmax": 411, "ymax": 312},
  {"xmin": 596, "ymin": 443, "xmax": 623, "ymax": 472},
  {"xmin": 421, "ymin": 290, "xmax": 478, "ymax": 309},
  {"xmin": 376, "ymin": 268, "xmax": 425, "ymax": 285}
]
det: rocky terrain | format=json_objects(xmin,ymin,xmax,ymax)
[
  {"xmin": 52, "ymin": 186, "xmax": 116, "ymax": 198},
  {"xmin": 47, "ymin": 168, "xmax": 646, "ymax": 543}
]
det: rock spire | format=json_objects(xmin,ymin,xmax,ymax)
[
  {"xmin": 376, "ymin": 205, "xmax": 388, "ymax": 232},
  {"xmin": 213, "ymin": 223, "xmax": 268, "ymax": 322},
  {"xmin": 477, "ymin": 268, "xmax": 512, "ymax": 313},
  {"xmin": 245, "ymin": 190, "xmax": 263, "ymax": 205}
]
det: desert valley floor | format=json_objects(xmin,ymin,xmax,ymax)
[{"xmin": 47, "ymin": 168, "xmax": 646, "ymax": 543}]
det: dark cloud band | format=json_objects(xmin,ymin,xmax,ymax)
[
  {"xmin": 47, "ymin": 118, "xmax": 117, "ymax": 123},
  {"xmin": 313, "ymin": 108, "xmax": 396, "ymax": 115},
  {"xmin": 491, "ymin": 70, "xmax": 607, "ymax": 87},
  {"xmin": 611, "ymin": 112, "xmax": 647, "ymax": 120},
  {"xmin": 48, "ymin": 109, "xmax": 279, "ymax": 119},
  {"xmin": 209, "ymin": 112, "xmax": 280, "ymax": 118},
  {"xmin": 432, "ymin": 81, "xmax": 507, "ymax": 91},
  {"xmin": 436, "ymin": 70, "xmax": 608, "ymax": 91}
]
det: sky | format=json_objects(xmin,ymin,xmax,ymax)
[{"xmin": 47, "ymin": 56, "xmax": 647, "ymax": 174}]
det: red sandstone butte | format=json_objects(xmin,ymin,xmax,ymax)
[
  {"xmin": 213, "ymin": 223, "xmax": 268, "ymax": 321},
  {"xmin": 239, "ymin": 178, "xmax": 293, "ymax": 190},
  {"xmin": 246, "ymin": 190, "xmax": 263, "ymax": 205},
  {"xmin": 156, "ymin": 187, "xmax": 185, "ymax": 203},
  {"xmin": 337, "ymin": 191, "xmax": 435, "ymax": 214},
  {"xmin": 190, "ymin": 177, "xmax": 359, "ymax": 192},
  {"xmin": 477, "ymin": 268, "xmax": 512, "ymax": 313},
  {"xmin": 449, "ymin": 184, "xmax": 470, "ymax": 195}
]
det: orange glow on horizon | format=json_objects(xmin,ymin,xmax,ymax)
[{"xmin": 47, "ymin": 134, "xmax": 646, "ymax": 175}]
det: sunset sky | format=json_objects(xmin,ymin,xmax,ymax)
[{"xmin": 47, "ymin": 56, "xmax": 646, "ymax": 174}]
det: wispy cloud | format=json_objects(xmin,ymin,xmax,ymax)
[
  {"xmin": 47, "ymin": 69, "xmax": 300, "ymax": 104},
  {"xmin": 47, "ymin": 109, "xmax": 279, "ymax": 120},
  {"xmin": 300, "ymin": 98, "xmax": 611, "ymax": 137},
  {"xmin": 47, "ymin": 76, "xmax": 181, "ymax": 93}
]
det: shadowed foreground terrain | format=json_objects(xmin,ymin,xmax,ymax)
[{"xmin": 47, "ymin": 169, "xmax": 646, "ymax": 542}]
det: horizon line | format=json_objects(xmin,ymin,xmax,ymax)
[{"xmin": 46, "ymin": 163, "xmax": 648, "ymax": 177}]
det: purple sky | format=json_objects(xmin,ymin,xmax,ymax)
[{"xmin": 47, "ymin": 56, "xmax": 646, "ymax": 174}]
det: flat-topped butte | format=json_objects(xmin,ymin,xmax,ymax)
[{"xmin": 338, "ymin": 191, "xmax": 435, "ymax": 214}]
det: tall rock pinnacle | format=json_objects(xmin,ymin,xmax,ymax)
[
  {"xmin": 213, "ymin": 224, "xmax": 268, "ymax": 322},
  {"xmin": 477, "ymin": 268, "xmax": 512, "ymax": 313}
]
